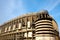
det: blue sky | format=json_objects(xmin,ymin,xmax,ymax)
[{"xmin": 0, "ymin": 0, "xmax": 60, "ymax": 31}]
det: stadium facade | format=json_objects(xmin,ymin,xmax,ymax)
[{"xmin": 0, "ymin": 10, "xmax": 59, "ymax": 40}]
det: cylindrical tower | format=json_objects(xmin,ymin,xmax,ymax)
[{"xmin": 35, "ymin": 10, "xmax": 59, "ymax": 40}]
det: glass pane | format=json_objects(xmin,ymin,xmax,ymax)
[
  {"xmin": 18, "ymin": 23, "xmax": 21, "ymax": 29},
  {"xmin": 8, "ymin": 26, "xmax": 11, "ymax": 31},
  {"xmin": 5, "ymin": 27, "xmax": 7, "ymax": 32},
  {"xmin": 27, "ymin": 21, "xmax": 30, "ymax": 28},
  {"xmin": 44, "ymin": 37, "xmax": 50, "ymax": 40},
  {"xmin": 51, "ymin": 37, "xmax": 55, "ymax": 40},
  {"xmin": 0, "ymin": 29, "xmax": 1, "ymax": 33},
  {"xmin": 36, "ymin": 37, "xmax": 55, "ymax": 40},
  {"xmin": 24, "ymin": 33, "xmax": 27, "ymax": 37},
  {"xmin": 36, "ymin": 37, "xmax": 43, "ymax": 40},
  {"xmin": 13, "ymin": 25, "xmax": 16, "ymax": 30},
  {"xmin": 28, "ymin": 32, "xmax": 32, "ymax": 37}
]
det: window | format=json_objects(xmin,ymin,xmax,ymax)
[
  {"xmin": 12, "ymin": 25, "xmax": 16, "ymax": 30},
  {"xmin": 27, "ymin": 21, "xmax": 30, "ymax": 28},
  {"xmin": 28, "ymin": 32, "xmax": 32, "ymax": 37},
  {"xmin": 36, "ymin": 37, "xmax": 55, "ymax": 40},
  {"xmin": 43, "ymin": 14, "xmax": 45, "ymax": 18},
  {"xmin": 33, "ymin": 31, "xmax": 35, "ymax": 34},
  {"xmin": 24, "ymin": 33, "xmax": 27, "ymax": 37},
  {"xmin": 5, "ymin": 27, "xmax": 7, "ymax": 32},
  {"xmin": 50, "ymin": 37, "xmax": 55, "ymax": 40},
  {"xmin": 22, "ymin": 19, "xmax": 26, "ymax": 29},
  {"xmin": 8, "ymin": 26, "xmax": 11, "ymax": 31},
  {"xmin": 41, "ymin": 14, "xmax": 43, "ymax": 18},
  {"xmin": 40, "ymin": 14, "xmax": 41, "ymax": 18},
  {"xmin": 0, "ymin": 29, "xmax": 1, "ymax": 33},
  {"xmin": 36, "ymin": 37, "xmax": 43, "ymax": 40},
  {"xmin": 32, "ymin": 23, "xmax": 35, "ymax": 29},
  {"xmin": 18, "ymin": 23, "xmax": 21, "ymax": 29},
  {"xmin": 44, "ymin": 37, "xmax": 50, "ymax": 40}
]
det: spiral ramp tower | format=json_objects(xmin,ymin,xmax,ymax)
[
  {"xmin": 35, "ymin": 10, "xmax": 59, "ymax": 40},
  {"xmin": 0, "ymin": 10, "xmax": 59, "ymax": 40}
]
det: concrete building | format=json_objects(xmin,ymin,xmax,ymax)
[{"xmin": 0, "ymin": 10, "xmax": 59, "ymax": 40}]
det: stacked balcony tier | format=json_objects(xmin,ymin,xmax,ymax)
[{"xmin": 35, "ymin": 19, "xmax": 59, "ymax": 37}]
